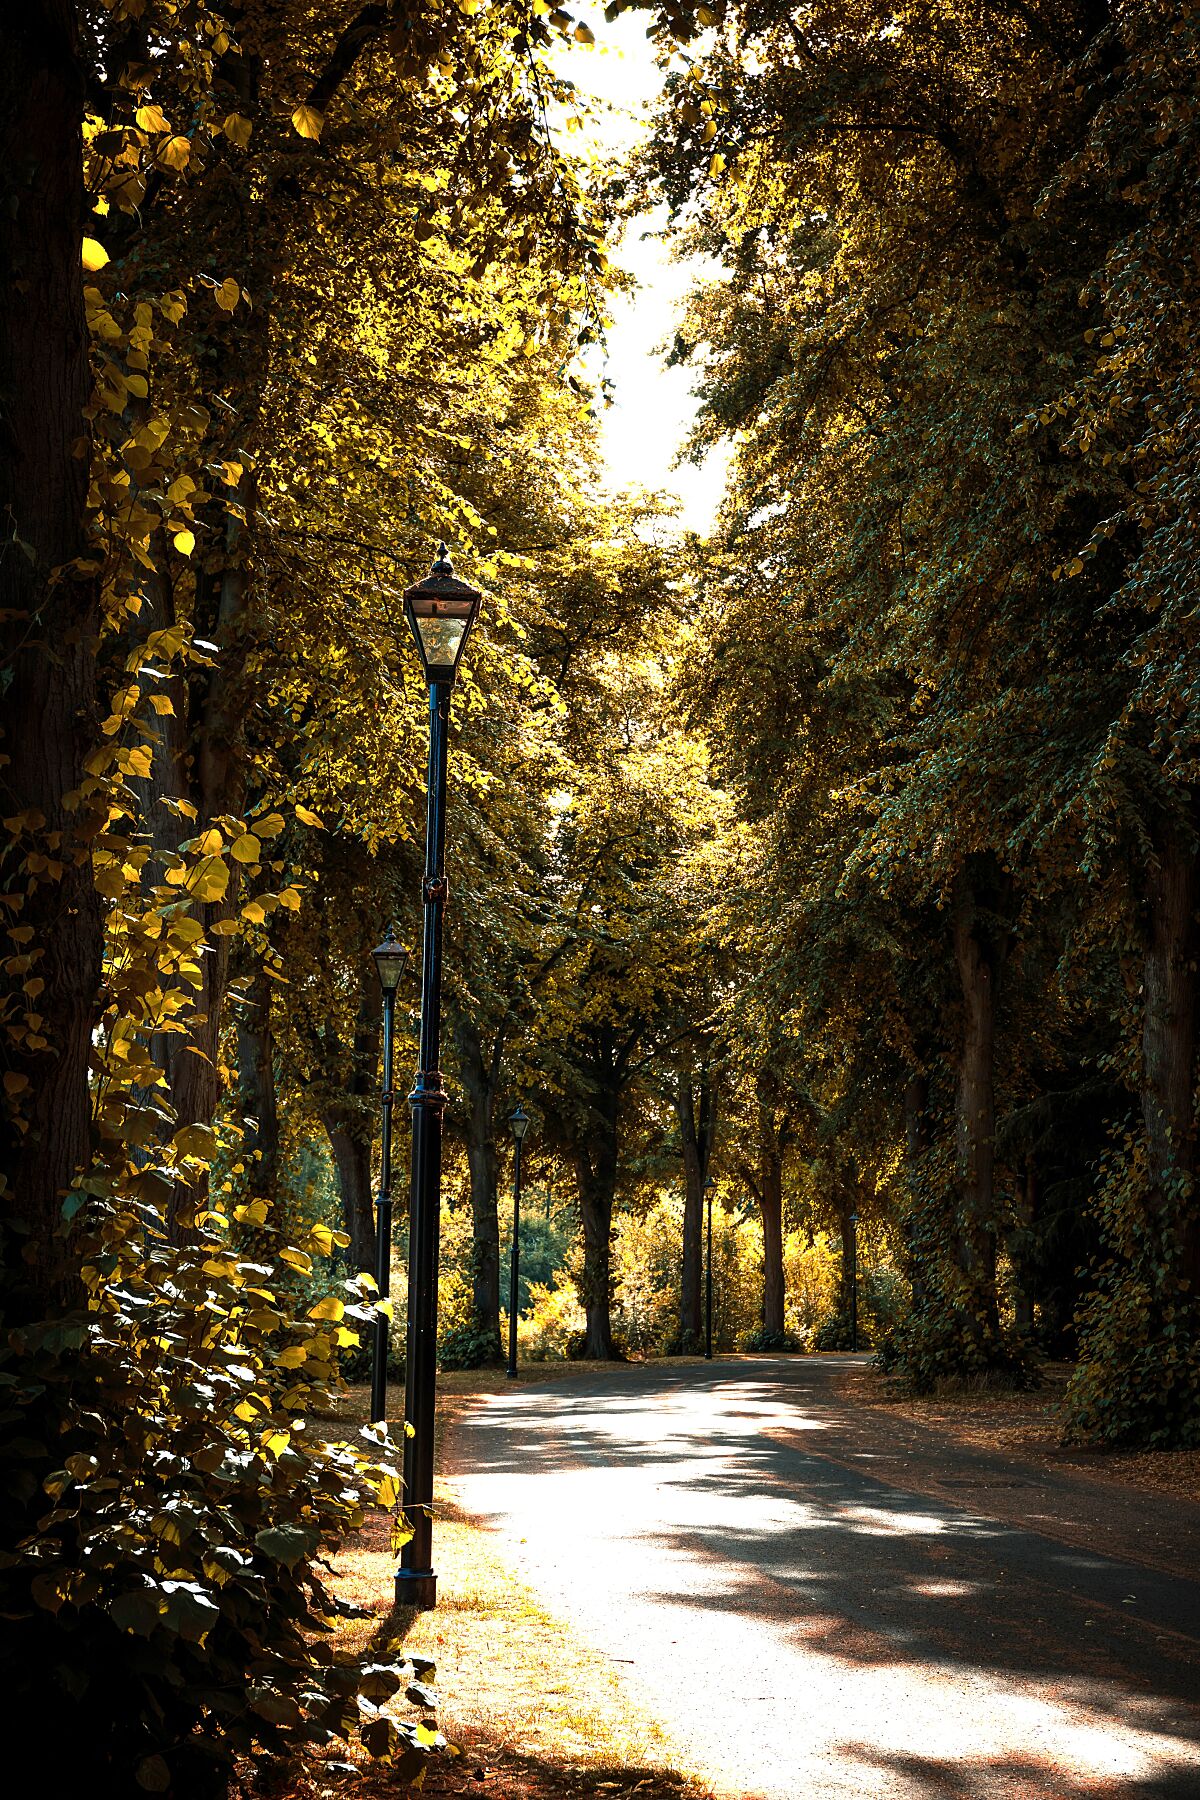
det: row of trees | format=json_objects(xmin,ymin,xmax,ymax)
[
  {"xmin": 631, "ymin": 0, "xmax": 1200, "ymax": 1441},
  {"xmin": 5, "ymin": 0, "xmax": 1199, "ymax": 1789}
]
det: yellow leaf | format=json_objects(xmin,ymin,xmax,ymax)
[
  {"xmin": 276, "ymin": 1345, "xmax": 308, "ymax": 1368},
  {"xmin": 279, "ymin": 1247, "xmax": 312, "ymax": 1275},
  {"xmin": 173, "ymin": 528, "xmax": 195, "ymax": 556},
  {"xmin": 263, "ymin": 1430, "xmax": 290, "ymax": 1458},
  {"xmin": 192, "ymin": 856, "xmax": 230, "ymax": 903},
  {"xmin": 175, "ymin": 1122, "xmax": 217, "ymax": 1160},
  {"xmin": 256, "ymin": 813, "xmax": 286, "ymax": 839},
  {"xmin": 230, "ymin": 832, "xmax": 261, "ymax": 863},
  {"xmin": 149, "ymin": 695, "xmax": 175, "ymax": 715},
  {"xmin": 290, "ymin": 104, "xmax": 324, "ymax": 141},
  {"xmin": 196, "ymin": 827, "xmax": 224, "ymax": 856},
  {"xmin": 708, "ymin": 151, "xmax": 727, "ymax": 178},
  {"xmin": 214, "ymin": 278, "xmax": 240, "ymax": 313},
  {"xmin": 696, "ymin": 3, "xmax": 717, "ymax": 22},
  {"xmin": 241, "ymin": 899, "xmax": 267, "ymax": 925},
  {"xmin": 223, "ymin": 113, "xmax": 252, "ymax": 148},
  {"xmin": 294, "ymin": 805, "xmax": 324, "ymax": 827},
  {"xmin": 135, "ymin": 103, "xmax": 170, "ymax": 132},
  {"xmin": 159, "ymin": 135, "xmax": 192, "ymax": 172},
  {"xmin": 82, "ymin": 237, "xmax": 110, "ymax": 272},
  {"xmin": 234, "ymin": 1198, "xmax": 270, "ymax": 1227},
  {"xmin": 574, "ymin": 21, "xmax": 594, "ymax": 41},
  {"xmin": 308, "ymin": 1223, "xmax": 336, "ymax": 1256},
  {"xmin": 277, "ymin": 888, "xmax": 301, "ymax": 912},
  {"xmin": 307, "ymin": 1295, "xmax": 345, "ymax": 1322},
  {"xmin": 4, "ymin": 1072, "xmax": 30, "ymax": 1096}
]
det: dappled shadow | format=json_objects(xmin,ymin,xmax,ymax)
[{"xmin": 448, "ymin": 1358, "xmax": 1200, "ymax": 1800}]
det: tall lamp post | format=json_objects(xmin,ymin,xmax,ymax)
[
  {"xmin": 397, "ymin": 544, "xmax": 483, "ymax": 1611},
  {"xmin": 369, "ymin": 928, "xmax": 409, "ymax": 1425},
  {"xmin": 506, "ymin": 1105, "xmax": 531, "ymax": 1379},
  {"xmin": 703, "ymin": 1175, "xmax": 715, "ymax": 1361}
]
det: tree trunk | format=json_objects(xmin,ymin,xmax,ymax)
[
  {"xmin": 903, "ymin": 1068, "xmax": 930, "ymax": 1310},
  {"xmin": 236, "ymin": 962, "xmax": 280, "ymax": 1206},
  {"xmin": 1141, "ymin": 808, "xmax": 1199, "ymax": 1281},
  {"xmin": 166, "ymin": 477, "xmax": 257, "ymax": 1190},
  {"xmin": 325, "ymin": 1120, "xmax": 376, "ymax": 1273},
  {"xmin": 952, "ymin": 859, "xmax": 1007, "ymax": 1341},
  {"xmin": 676, "ymin": 1065, "xmax": 714, "ymax": 1348},
  {"xmin": 758, "ymin": 1145, "xmax": 785, "ymax": 1339},
  {"xmin": 575, "ymin": 1087, "xmax": 620, "ymax": 1360},
  {"xmin": 319, "ymin": 967, "xmax": 381, "ymax": 1274},
  {"xmin": 1011, "ymin": 1157, "xmax": 1036, "ymax": 1335},
  {"xmin": 454, "ymin": 1013, "xmax": 503, "ymax": 1360},
  {"xmin": 0, "ymin": 3, "xmax": 104, "ymax": 1302}
]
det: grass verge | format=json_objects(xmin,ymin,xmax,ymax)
[{"xmin": 305, "ymin": 1373, "xmax": 711, "ymax": 1800}]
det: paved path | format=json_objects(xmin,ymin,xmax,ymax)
[{"xmin": 448, "ymin": 1357, "xmax": 1200, "ymax": 1800}]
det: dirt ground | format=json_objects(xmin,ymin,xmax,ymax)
[{"xmin": 835, "ymin": 1359, "xmax": 1200, "ymax": 1505}]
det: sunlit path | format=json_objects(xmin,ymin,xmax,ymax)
[{"xmin": 449, "ymin": 1358, "xmax": 1200, "ymax": 1800}]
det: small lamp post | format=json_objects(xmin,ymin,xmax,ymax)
[
  {"xmin": 397, "ymin": 544, "xmax": 483, "ymax": 1611},
  {"xmin": 369, "ymin": 927, "xmax": 409, "ymax": 1426},
  {"xmin": 506, "ymin": 1105, "xmax": 531, "ymax": 1379},
  {"xmin": 704, "ymin": 1175, "xmax": 715, "ymax": 1360}
]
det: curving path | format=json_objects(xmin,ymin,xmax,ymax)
[{"xmin": 448, "ymin": 1356, "xmax": 1200, "ymax": 1800}]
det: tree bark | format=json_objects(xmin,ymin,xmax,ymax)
[
  {"xmin": 1141, "ymin": 807, "xmax": 1199, "ymax": 1280},
  {"xmin": 0, "ymin": 2, "xmax": 104, "ymax": 1301},
  {"xmin": 758, "ymin": 1157, "xmax": 785, "ymax": 1338},
  {"xmin": 676, "ymin": 1065, "xmax": 715, "ymax": 1347},
  {"xmin": 575, "ymin": 1083, "xmax": 620, "ymax": 1359},
  {"xmin": 952, "ymin": 859, "xmax": 1008, "ymax": 1341},
  {"xmin": 325, "ymin": 1121, "xmax": 375, "ymax": 1274},
  {"xmin": 903, "ymin": 1068, "xmax": 931, "ymax": 1310},
  {"xmin": 236, "ymin": 961, "xmax": 280, "ymax": 1206},
  {"xmin": 454, "ymin": 1011, "xmax": 503, "ymax": 1361},
  {"xmin": 319, "ymin": 968, "xmax": 381, "ymax": 1274}
]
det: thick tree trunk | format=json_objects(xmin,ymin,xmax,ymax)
[
  {"xmin": 837, "ymin": 1190, "xmax": 857, "ymax": 1321},
  {"xmin": 676, "ymin": 1066, "xmax": 714, "ymax": 1348},
  {"xmin": 236, "ymin": 962, "xmax": 280, "ymax": 1206},
  {"xmin": 454, "ymin": 1013, "xmax": 503, "ymax": 1361},
  {"xmin": 0, "ymin": 4, "xmax": 104, "ymax": 1301},
  {"xmin": 166, "ymin": 480, "xmax": 256, "ymax": 1178},
  {"xmin": 575, "ymin": 1088, "xmax": 620, "ymax": 1360},
  {"xmin": 319, "ymin": 968, "xmax": 381, "ymax": 1274},
  {"xmin": 1011, "ymin": 1157, "xmax": 1036, "ymax": 1335},
  {"xmin": 325, "ymin": 1120, "xmax": 376, "ymax": 1273},
  {"xmin": 1141, "ymin": 809, "xmax": 1199, "ymax": 1281},
  {"xmin": 903, "ymin": 1068, "xmax": 931, "ymax": 1309},
  {"xmin": 952, "ymin": 860, "xmax": 1007, "ymax": 1340},
  {"xmin": 757, "ymin": 1146, "xmax": 785, "ymax": 1339}
]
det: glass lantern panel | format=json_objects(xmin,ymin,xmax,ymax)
[{"xmin": 416, "ymin": 614, "xmax": 468, "ymax": 668}]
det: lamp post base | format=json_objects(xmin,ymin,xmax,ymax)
[{"xmin": 395, "ymin": 1568, "xmax": 437, "ymax": 1610}]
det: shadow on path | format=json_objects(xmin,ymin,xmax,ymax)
[{"xmin": 449, "ymin": 1357, "xmax": 1200, "ymax": 1800}]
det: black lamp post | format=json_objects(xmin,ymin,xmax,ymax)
[
  {"xmin": 506, "ymin": 1105, "xmax": 530, "ymax": 1379},
  {"xmin": 703, "ymin": 1175, "xmax": 715, "ymax": 1360},
  {"xmin": 396, "ymin": 544, "xmax": 483, "ymax": 1611},
  {"xmin": 369, "ymin": 927, "xmax": 409, "ymax": 1426}
]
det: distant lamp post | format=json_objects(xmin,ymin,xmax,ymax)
[
  {"xmin": 849, "ymin": 1211, "xmax": 859, "ymax": 1353},
  {"xmin": 704, "ymin": 1175, "xmax": 716, "ymax": 1361},
  {"xmin": 397, "ymin": 544, "xmax": 483, "ymax": 1611},
  {"xmin": 369, "ymin": 927, "xmax": 409, "ymax": 1427},
  {"xmin": 506, "ymin": 1105, "xmax": 531, "ymax": 1380}
]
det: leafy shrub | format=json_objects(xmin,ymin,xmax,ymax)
[
  {"xmin": 742, "ymin": 1325, "xmax": 802, "ymax": 1353},
  {"xmin": 439, "ymin": 1321, "xmax": 503, "ymax": 1371},
  {"xmin": 517, "ymin": 1273, "xmax": 587, "ymax": 1361},
  {"xmin": 0, "ymin": 1194, "xmax": 440, "ymax": 1798}
]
